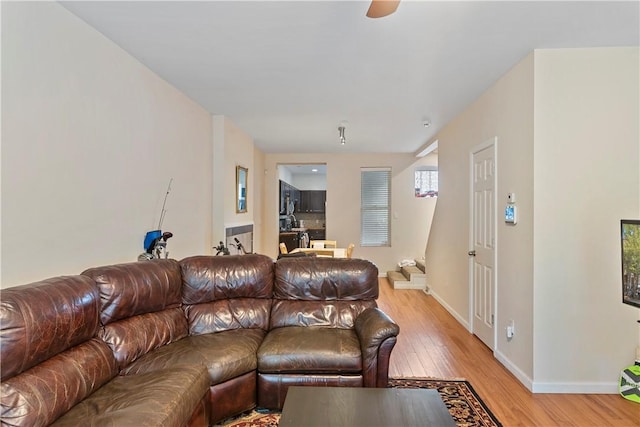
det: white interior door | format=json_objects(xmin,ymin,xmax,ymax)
[{"xmin": 470, "ymin": 141, "xmax": 496, "ymax": 349}]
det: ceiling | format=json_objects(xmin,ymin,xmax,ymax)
[
  {"xmin": 60, "ymin": 1, "xmax": 639, "ymax": 154},
  {"xmin": 281, "ymin": 164, "xmax": 327, "ymax": 176}
]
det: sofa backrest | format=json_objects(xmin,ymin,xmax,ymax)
[
  {"xmin": 271, "ymin": 257, "xmax": 379, "ymax": 329},
  {"xmin": 180, "ymin": 254, "xmax": 274, "ymax": 335},
  {"xmin": 82, "ymin": 259, "xmax": 187, "ymax": 371},
  {"xmin": 0, "ymin": 276, "xmax": 118, "ymax": 426}
]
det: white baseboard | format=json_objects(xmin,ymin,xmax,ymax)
[
  {"xmin": 531, "ymin": 381, "xmax": 619, "ymax": 394},
  {"xmin": 494, "ymin": 350, "xmax": 534, "ymax": 391},
  {"xmin": 428, "ymin": 290, "xmax": 470, "ymax": 331},
  {"xmin": 495, "ymin": 350, "xmax": 619, "ymax": 394}
]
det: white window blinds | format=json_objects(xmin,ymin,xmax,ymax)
[{"xmin": 361, "ymin": 168, "xmax": 391, "ymax": 247}]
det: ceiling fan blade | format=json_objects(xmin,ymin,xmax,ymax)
[{"xmin": 366, "ymin": 0, "xmax": 400, "ymax": 18}]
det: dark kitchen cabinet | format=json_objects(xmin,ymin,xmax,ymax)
[
  {"xmin": 307, "ymin": 229, "xmax": 326, "ymax": 240},
  {"xmin": 279, "ymin": 232, "xmax": 299, "ymax": 252},
  {"xmin": 291, "ymin": 188, "xmax": 301, "ymax": 212},
  {"xmin": 299, "ymin": 190, "xmax": 326, "ymax": 213},
  {"xmin": 279, "ymin": 181, "xmax": 288, "ymax": 214},
  {"xmin": 279, "ymin": 180, "xmax": 301, "ymax": 214}
]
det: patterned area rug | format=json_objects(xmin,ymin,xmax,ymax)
[
  {"xmin": 215, "ymin": 378, "xmax": 502, "ymax": 427},
  {"xmin": 389, "ymin": 378, "xmax": 502, "ymax": 427}
]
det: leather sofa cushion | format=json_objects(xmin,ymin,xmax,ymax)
[
  {"xmin": 1, "ymin": 338, "xmax": 117, "ymax": 427},
  {"xmin": 270, "ymin": 299, "xmax": 376, "ymax": 329},
  {"xmin": 180, "ymin": 254, "xmax": 274, "ymax": 305},
  {"xmin": 122, "ymin": 329, "xmax": 265, "ymax": 386},
  {"xmin": 258, "ymin": 327, "xmax": 362, "ymax": 374},
  {"xmin": 83, "ymin": 259, "xmax": 182, "ymax": 325},
  {"xmin": 0, "ymin": 275, "xmax": 100, "ymax": 380},
  {"xmin": 185, "ymin": 298, "xmax": 271, "ymax": 335},
  {"xmin": 99, "ymin": 307, "xmax": 188, "ymax": 371},
  {"xmin": 274, "ymin": 258, "xmax": 379, "ymax": 301},
  {"xmin": 51, "ymin": 365, "xmax": 210, "ymax": 427}
]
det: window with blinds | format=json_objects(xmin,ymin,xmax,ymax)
[{"xmin": 361, "ymin": 167, "xmax": 391, "ymax": 247}]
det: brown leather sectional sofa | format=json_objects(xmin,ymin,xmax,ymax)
[{"xmin": 1, "ymin": 254, "xmax": 399, "ymax": 426}]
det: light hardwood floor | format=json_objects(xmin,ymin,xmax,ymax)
[{"xmin": 376, "ymin": 278, "xmax": 640, "ymax": 427}]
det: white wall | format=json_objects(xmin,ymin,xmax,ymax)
[
  {"xmin": 223, "ymin": 118, "xmax": 257, "ymax": 228},
  {"xmin": 264, "ymin": 153, "xmax": 437, "ymax": 273},
  {"xmin": 277, "ymin": 166, "xmax": 293, "ymax": 184},
  {"xmin": 290, "ymin": 172, "xmax": 327, "ymax": 191},
  {"xmin": 1, "ymin": 2, "xmax": 213, "ymax": 287},
  {"xmin": 253, "ymin": 146, "xmax": 265, "ymax": 254},
  {"xmin": 211, "ymin": 115, "xmax": 226, "ymax": 248},
  {"xmin": 425, "ymin": 53, "xmax": 536, "ymax": 381},
  {"xmin": 210, "ymin": 116, "xmax": 264, "ymax": 255},
  {"xmin": 532, "ymin": 48, "xmax": 640, "ymax": 392},
  {"xmin": 426, "ymin": 47, "xmax": 639, "ymax": 393}
]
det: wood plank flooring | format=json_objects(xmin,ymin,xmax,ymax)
[{"xmin": 376, "ymin": 278, "xmax": 640, "ymax": 426}]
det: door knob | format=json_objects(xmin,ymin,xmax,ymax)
[{"xmin": 468, "ymin": 250, "xmax": 476, "ymax": 256}]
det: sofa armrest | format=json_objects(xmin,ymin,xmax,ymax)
[{"xmin": 354, "ymin": 307, "xmax": 399, "ymax": 388}]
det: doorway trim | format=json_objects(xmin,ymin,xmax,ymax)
[{"xmin": 468, "ymin": 137, "xmax": 498, "ymax": 351}]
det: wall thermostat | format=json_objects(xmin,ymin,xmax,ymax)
[{"xmin": 505, "ymin": 205, "xmax": 517, "ymax": 224}]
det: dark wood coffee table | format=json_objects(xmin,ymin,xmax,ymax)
[{"xmin": 279, "ymin": 386, "xmax": 457, "ymax": 427}]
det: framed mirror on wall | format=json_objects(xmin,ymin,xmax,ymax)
[{"xmin": 236, "ymin": 166, "xmax": 248, "ymax": 213}]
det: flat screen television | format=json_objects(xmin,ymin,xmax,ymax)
[{"xmin": 621, "ymin": 219, "xmax": 640, "ymax": 308}]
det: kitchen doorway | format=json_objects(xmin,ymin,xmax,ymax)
[{"xmin": 277, "ymin": 164, "xmax": 327, "ymax": 253}]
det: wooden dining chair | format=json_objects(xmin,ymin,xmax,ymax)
[
  {"xmin": 279, "ymin": 242, "xmax": 288, "ymax": 254},
  {"xmin": 312, "ymin": 249, "xmax": 334, "ymax": 257},
  {"xmin": 310, "ymin": 240, "xmax": 337, "ymax": 249},
  {"xmin": 346, "ymin": 243, "xmax": 355, "ymax": 258}
]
